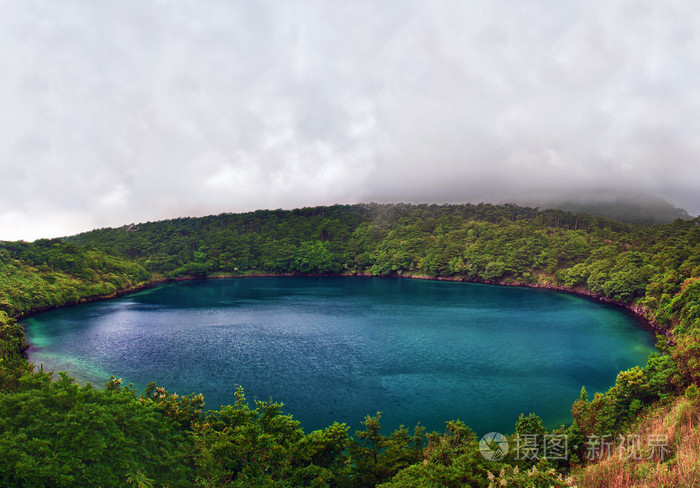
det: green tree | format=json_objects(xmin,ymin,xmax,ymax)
[
  {"xmin": 378, "ymin": 421, "xmax": 494, "ymax": 488},
  {"xmin": 0, "ymin": 372, "xmax": 192, "ymax": 487},
  {"xmin": 347, "ymin": 412, "xmax": 424, "ymax": 487}
]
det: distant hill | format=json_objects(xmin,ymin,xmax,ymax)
[{"xmin": 516, "ymin": 194, "xmax": 691, "ymax": 225}]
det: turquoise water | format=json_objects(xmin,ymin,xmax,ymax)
[{"xmin": 25, "ymin": 277, "xmax": 656, "ymax": 435}]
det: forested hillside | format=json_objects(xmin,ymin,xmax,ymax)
[
  {"xmin": 0, "ymin": 203, "xmax": 699, "ymax": 486},
  {"xmin": 68, "ymin": 203, "xmax": 700, "ymax": 333},
  {"xmin": 0, "ymin": 240, "xmax": 149, "ymax": 318}
]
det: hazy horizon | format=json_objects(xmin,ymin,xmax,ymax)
[
  {"xmin": 18, "ymin": 195, "xmax": 693, "ymax": 242},
  {"xmin": 2, "ymin": 1, "xmax": 700, "ymax": 241}
]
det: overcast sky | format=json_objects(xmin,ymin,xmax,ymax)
[{"xmin": 1, "ymin": 1, "xmax": 699, "ymax": 241}]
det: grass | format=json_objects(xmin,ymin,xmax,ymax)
[{"xmin": 573, "ymin": 392, "xmax": 700, "ymax": 487}]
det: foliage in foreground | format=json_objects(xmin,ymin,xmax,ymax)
[
  {"xmin": 0, "ymin": 369, "xmax": 518, "ymax": 487},
  {"xmin": 0, "ymin": 373, "xmax": 192, "ymax": 487},
  {"xmin": 572, "ymin": 392, "xmax": 700, "ymax": 488}
]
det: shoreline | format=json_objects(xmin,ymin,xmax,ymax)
[
  {"xmin": 356, "ymin": 271, "xmax": 663, "ymax": 339},
  {"xmin": 18, "ymin": 270, "xmax": 664, "ymax": 346}
]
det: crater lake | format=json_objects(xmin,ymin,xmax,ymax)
[{"xmin": 25, "ymin": 277, "xmax": 656, "ymax": 435}]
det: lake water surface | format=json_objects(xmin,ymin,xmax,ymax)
[{"xmin": 25, "ymin": 277, "xmax": 656, "ymax": 435}]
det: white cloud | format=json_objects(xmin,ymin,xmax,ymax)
[{"xmin": 1, "ymin": 0, "xmax": 699, "ymax": 240}]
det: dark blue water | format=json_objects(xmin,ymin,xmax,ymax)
[{"xmin": 25, "ymin": 277, "xmax": 655, "ymax": 435}]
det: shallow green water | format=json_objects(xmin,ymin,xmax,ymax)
[{"xmin": 25, "ymin": 277, "xmax": 656, "ymax": 435}]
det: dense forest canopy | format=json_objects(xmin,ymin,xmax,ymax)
[
  {"xmin": 66, "ymin": 202, "xmax": 700, "ymax": 320},
  {"xmin": 1, "ymin": 202, "xmax": 699, "ymax": 486}
]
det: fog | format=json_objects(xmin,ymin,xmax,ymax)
[{"xmin": 1, "ymin": 1, "xmax": 699, "ymax": 240}]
